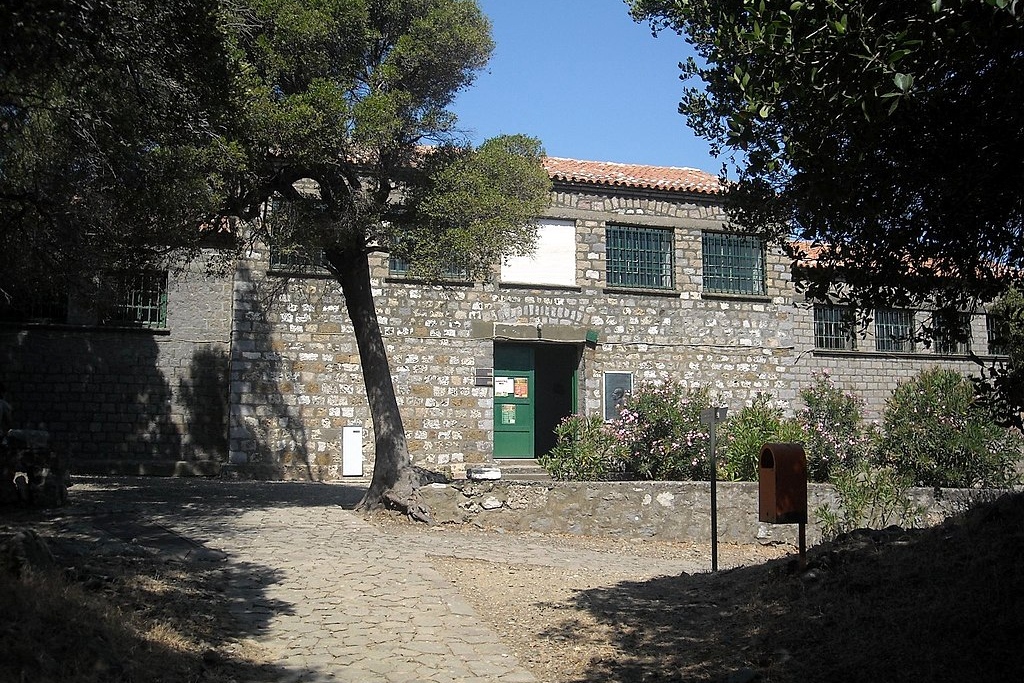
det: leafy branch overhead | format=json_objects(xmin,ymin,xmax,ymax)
[
  {"xmin": 1, "ymin": 0, "xmax": 551, "ymax": 514},
  {"xmin": 630, "ymin": 0, "xmax": 1024, "ymax": 313}
]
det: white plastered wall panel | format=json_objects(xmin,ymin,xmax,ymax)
[{"xmin": 501, "ymin": 218, "xmax": 577, "ymax": 287}]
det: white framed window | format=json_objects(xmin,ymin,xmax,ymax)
[{"xmin": 104, "ymin": 271, "xmax": 168, "ymax": 329}]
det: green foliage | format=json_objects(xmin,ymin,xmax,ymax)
[
  {"xmin": 875, "ymin": 368, "xmax": 1023, "ymax": 489},
  {"xmin": 0, "ymin": 0, "xmax": 238, "ymax": 299},
  {"xmin": 815, "ymin": 460, "xmax": 923, "ymax": 541},
  {"xmin": 223, "ymin": 0, "xmax": 551, "ymax": 276},
  {"xmin": 798, "ymin": 372, "xmax": 869, "ymax": 482},
  {"xmin": 718, "ymin": 394, "xmax": 805, "ymax": 481},
  {"xmin": 399, "ymin": 135, "xmax": 552, "ymax": 281},
  {"xmin": 612, "ymin": 381, "xmax": 713, "ymax": 480},
  {"xmin": 630, "ymin": 0, "xmax": 1024, "ymax": 334},
  {"xmin": 539, "ymin": 414, "xmax": 625, "ymax": 481},
  {"xmin": 216, "ymin": 0, "xmax": 551, "ymax": 504}
]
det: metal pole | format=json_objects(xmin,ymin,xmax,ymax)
[
  {"xmin": 710, "ymin": 424, "xmax": 718, "ymax": 572},
  {"xmin": 799, "ymin": 521, "xmax": 807, "ymax": 570},
  {"xmin": 701, "ymin": 406, "xmax": 726, "ymax": 573}
]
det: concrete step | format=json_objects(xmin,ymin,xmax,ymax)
[{"xmin": 492, "ymin": 459, "xmax": 552, "ymax": 482}]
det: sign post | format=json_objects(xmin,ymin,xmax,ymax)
[{"xmin": 700, "ymin": 406, "xmax": 728, "ymax": 572}]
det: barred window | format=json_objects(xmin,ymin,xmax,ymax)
[
  {"xmin": 932, "ymin": 312, "xmax": 971, "ymax": 355},
  {"xmin": 986, "ymin": 314, "xmax": 1008, "ymax": 356},
  {"xmin": 388, "ymin": 256, "xmax": 469, "ymax": 280},
  {"xmin": 702, "ymin": 232, "xmax": 765, "ymax": 296},
  {"xmin": 0, "ymin": 291, "xmax": 68, "ymax": 324},
  {"xmin": 814, "ymin": 306, "xmax": 856, "ymax": 350},
  {"xmin": 265, "ymin": 197, "xmax": 328, "ymax": 273},
  {"xmin": 104, "ymin": 271, "xmax": 168, "ymax": 329},
  {"xmin": 606, "ymin": 225, "xmax": 674, "ymax": 290},
  {"xmin": 875, "ymin": 309, "xmax": 915, "ymax": 352},
  {"xmin": 270, "ymin": 244, "xmax": 327, "ymax": 272}
]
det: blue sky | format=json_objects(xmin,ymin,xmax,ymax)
[{"xmin": 450, "ymin": 0, "xmax": 720, "ymax": 173}]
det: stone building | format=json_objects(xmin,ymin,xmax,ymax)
[{"xmin": 0, "ymin": 157, "xmax": 1005, "ymax": 478}]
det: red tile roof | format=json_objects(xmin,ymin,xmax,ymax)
[{"xmin": 543, "ymin": 156, "xmax": 722, "ymax": 195}]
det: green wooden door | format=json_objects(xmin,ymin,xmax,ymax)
[{"xmin": 493, "ymin": 345, "xmax": 535, "ymax": 458}]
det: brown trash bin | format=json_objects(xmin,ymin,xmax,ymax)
[{"xmin": 758, "ymin": 443, "xmax": 808, "ymax": 524}]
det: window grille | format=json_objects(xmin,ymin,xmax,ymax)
[
  {"xmin": 0, "ymin": 292, "xmax": 68, "ymax": 324},
  {"xmin": 106, "ymin": 271, "xmax": 168, "ymax": 329},
  {"xmin": 702, "ymin": 232, "xmax": 765, "ymax": 295},
  {"xmin": 388, "ymin": 256, "xmax": 468, "ymax": 280},
  {"xmin": 932, "ymin": 312, "xmax": 971, "ymax": 355},
  {"xmin": 874, "ymin": 309, "xmax": 915, "ymax": 352},
  {"xmin": 814, "ymin": 306, "xmax": 855, "ymax": 350},
  {"xmin": 606, "ymin": 225, "xmax": 674, "ymax": 290},
  {"xmin": 986, "ymin": 314, "xmax": 1008, "ymax": 356},
  {"xmin": 265, "ymin": 197, "xmax": 328, "ymax": 273}
]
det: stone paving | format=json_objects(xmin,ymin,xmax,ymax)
[{"xmin": 67, "ymin": 476, "xmax": 541, "ymax": 683}]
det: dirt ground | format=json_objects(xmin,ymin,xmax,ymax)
[
  {"xmin": 4, "ymin": 485, "xmax": 1023, "ymax": 683},
  {"xmin": 370, "ymin": 494, "xmax": 1024, "ymax": 683},
  {"xmin": 369, "ymin": 513, "xmax": 791, "ymax": 682}
]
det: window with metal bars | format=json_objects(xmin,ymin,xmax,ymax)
[
  {"xmin": 987, "ymin": 314, "xmax": 1008, "ymax": 356},
  {"xmin": 874, "ymin": 308, "xmax": 915, "ymax": 352},
  {"xmin": 104, "ymin": 271, "xmax": 168, "ymax": 329},
  {"xmin": 606, "ymin": 225, "xmax": 674, "ymax": 290},
  {"xmin": 932, "ymin": 311, "xmax": 971, "ymax": 355},
  {"xmin": 388, "ymin": 256, "xmax": 469, "ymax": 280},
  {"xmin": 701, "ymin": 232, "xmax": 765, "ymax": 295},
  {"xmin": 813, "ymin": 306, "xmax": 856, "ymax": 350},
  {"xmin": 0, "ymin": 291, "xmax": 68, "ymax": 324},
  {"xmin": 265, "ymin": 197, "xmax": 328, "ymax": 273}
]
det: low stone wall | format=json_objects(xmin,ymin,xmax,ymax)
[{"xmin": 418, "ymin": 479, "xmax": 987, "ymax": 547}]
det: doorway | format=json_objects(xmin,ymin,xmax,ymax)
[{"xmin": 493, "ymin": 342, "xmax": 579, "ymax": 458}]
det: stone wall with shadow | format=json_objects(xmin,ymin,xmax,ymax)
[{"xmin": 418, "ymin": 480, "xmax": 991, "ymax": 546}]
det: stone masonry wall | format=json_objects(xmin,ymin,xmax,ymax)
[
  {"xmin": 227, "ymin": 184, "xmax": 996, "ymax": 479},
  {"xmin": 791, "ymin": 305, "xmax": 989, "ymax": 421},
  {"xmin": 418, "ymin": 479, "xmax": 987, "ymax": 547},
  {"xmin": 0, "ymin": 256, "xmax": 233, "ymax": 467}
]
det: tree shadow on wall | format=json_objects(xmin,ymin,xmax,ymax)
[
  {"xmin": 230, "ymin": 266, "xmax": 317, "ymax": 478},
  {"xmin": 0, "ymin": 327, "xmax": 181, "ymax": 463},
  {"xmin": 178, "ymin": 346, "xmax": 229, "ymax": 461}
]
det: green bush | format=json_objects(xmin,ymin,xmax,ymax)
[
  {"xmin": 539, "ymin": 414, "xmax": 624, "ymax": 481},
  {"xmin": 613, "ymin": 380, "xmax": 713, "ymax": 480},
  {"xmin": 815, "ymin": 460, "xmax": 923, "ymax": 541},
  {"xmin": 874, "ymin": 367, "xmax": 1023, "ymax": 488},
  {"xmin": 718, "ymin": 393, "xmax": 806, "ymax": 481},
  {"xmin": 798, "ymin": 372, "xmax": 869, "ymax": 482}
]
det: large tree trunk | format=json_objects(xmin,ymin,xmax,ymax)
[{"xmin": 330, "ymin": 247, "xmax": 431, "ymax": 522}]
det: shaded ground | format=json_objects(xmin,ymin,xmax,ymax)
[
  {"xmin": 379, "ymin": 493, "xmax": 1024, "ymax": 683},
  {"xmin": 2, "ymin": 479, "xmax": 1022, "ymax": 683}
]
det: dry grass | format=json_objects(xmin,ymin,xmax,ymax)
[{"xmin": 0, "ymin": 523, "xmax": 277, "ymax": 683}]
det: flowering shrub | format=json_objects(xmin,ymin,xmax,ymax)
[
  {"xmin": 798, "ymin": 372, "xmax": 869, "ymax": 482},
  {"xmin": 718, "ymin": 394, "xmax": 806, "ymax": 481},
  {"xmin": 539, "ymin": 414, "xmax": 624, "ymax": 481},
  {"xmin": 613, "ymin": 380, "xmax": 713, "ymax": 480},
  {"xmin": 874, "ymin": 367, "xmax": 1023, "ymax": 488}
]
